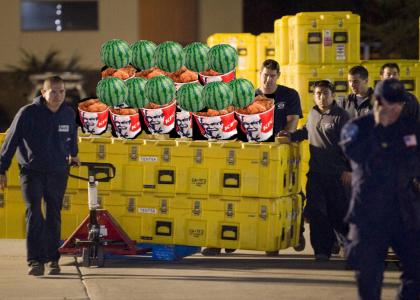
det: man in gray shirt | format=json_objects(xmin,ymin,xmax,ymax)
[{"xmin": 281, "ymin": 80, "xmax": 351, "ymax": 261}]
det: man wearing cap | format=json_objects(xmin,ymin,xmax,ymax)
[{"xmin": 340, "ymin": 78, "xmax": 420, "ymax": 300}]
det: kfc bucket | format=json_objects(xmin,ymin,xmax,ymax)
[
  {"xmin": 176, "ymin": 109, "xmax": 193, "ymax": 138},
  {"xmin": 110, "ymin": 108, "xmax": 141, "ymax": 139},
  {"xmin": 198, "ymin": 69, "xmax": 236, "ymax": 85},
  {"xmin": 78, "ymin": 99, "xmax": 109, "ymax": 135},
  {"xmin": 140, "ymin": 100, "xmax": 176, "ymax": 134},
  {"xmin": 193, "ymin": 111, "xmax": 237, "ymax": 140},
  {"xmin": 236, "ymin": 105, "xmax": 275, "ymax": 142}
]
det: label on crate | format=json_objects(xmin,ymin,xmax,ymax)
[
  {"xmin": 138, "ymin": 207, "xmax": 158, "ymax": 214},
  {"xmin": 140, "ymin": 156, "xmax": 158, "ymax": 162},
  {"xmin": 99, "ymin": 225, "xmax": 108, "ymax": 237},
  {"xmin": 188, "ymin": 229, "xmax": 205, "ymax": 238},
  {"xmin": 191, "ymin": 178, "xmax": 207, "ymax": 187},
  {"xmin": 323, "ymin": 30, "xmax": 332, "ymax": 46},
  {"xmin": 336, "ymin": 45, "xmax": 346, "ymax": 60}
]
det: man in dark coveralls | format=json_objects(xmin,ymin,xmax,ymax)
[{"xmin": 340, "ymin": 78, "xmax": 420, "ymax": 300}]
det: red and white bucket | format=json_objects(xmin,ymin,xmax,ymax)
[
  {"xmin": 193, "ymin": 111, "xmax": 238, "ymax": 140},
  {"xmin": 140, "ymin": 100, "xmax": 176, "ymax": 134},
  {"xmin": 174, "ymin": 80, "xmax": 199, "ymax": 91},
  {"xmin": 236, "ymin": 105, "xmax": 275, "ymax": 142},
  {"xmin": 198, "ymin": 70, "xmax": 236, "ymax": 85},
  {"xmin": 78, "ymin": 108, "xmax": 109, "ymax": 135},
  {"xmin": 176, "ymin": 109, "xmax": 193, "ymax": 138},
  {"xmin": 109, "ymin": 110, "xmax": 141, "ymax": 139}
]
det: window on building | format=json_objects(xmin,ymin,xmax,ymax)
[{"xmin": 21, "ymin": 0, "xmax": 98, "ymax": 31}]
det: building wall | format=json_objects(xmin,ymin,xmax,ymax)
[
  {"xmin": 0, "ymin": 0, "xmax": 139, "ymax": 71},
  {"xmin": 198, "ymin": 0, "xmax": 243, "ymax": 42},
  {"xmin": 0, "ymin": 0, "xmax": 243, "ymax": 71}
]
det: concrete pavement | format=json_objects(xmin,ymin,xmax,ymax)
[{"xmin": 0, "ymin": 227, "xmax": 403, "ymax": 300}]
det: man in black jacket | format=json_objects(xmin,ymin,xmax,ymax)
[
  {"xmin": 0, "ymin": 76, "xmax": 80, "ymax": 276},
  {"xmin": 340, "ymin": 65, "xmax": 374, "ymax": 119},
  {"xmin": 282, "ymin": 80, "xmax": 351, "ymax": 261},
  {"xmin": 340, "ymin": 79, "xmax": 420, "ymax": 300},
  {"xmin": 380, "ymin": 62, "xmax": 420, "ymax": 122}
]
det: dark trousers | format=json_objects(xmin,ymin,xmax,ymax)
[
  {"xmin": 305, "ymin": 172, "xmax": 349, "ymax": 256},
  {"xmin": 19, "ymin": 168, "xmax": 68, "ymax": 264},
  {"xmin": 346, "ymin": 218, "xmax": 420, "ymax": 300}
]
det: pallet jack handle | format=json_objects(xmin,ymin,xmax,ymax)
[{"xmin": 68, "ymin": 162, "xmax": 116, "ymax": 183}]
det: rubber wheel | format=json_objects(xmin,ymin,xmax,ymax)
[
  {"xmin": 82, "ymin": 247, "xmax": 91, "ymax": 267},
  {"xmin": 96, "ymin": 246, "xmax": 105, "ymax": 268}
]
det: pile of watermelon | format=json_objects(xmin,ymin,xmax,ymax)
[{"xmin": 79, "ymin": 37, "xmax": 274, "ymax": 140}]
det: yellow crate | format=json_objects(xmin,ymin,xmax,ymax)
[
  {"xmin": 290, "ymin": 193, "xmax": 303, "ymax": 247},
  {"xmin": 279, "ymin": 195, "xmax": 294, "ymax": 249},
  {"xmin": 274, "ymin": 16, "xmax": 292, "ymax": 65},
  {"xmin": 61, "ymin": 191, "xmax": 89, "ymax": 239},
  {"xmin": 287, "ymin": 64, "xmax": 351, "ymax": 113},
  {"xmin": 236, "ymin": 70, "xmax": 257, "ymax": 87},
  {"xmin": 288, "ymin": 143, "xmax": 302, "ymax": 195},
  {"xmin": 256, "ymin": 33, "xmax": 275, "ymax": 68},
  {"xmin": 361, "ymin": 59, "xmax": 420, "ymax": 99},
  {"xmin": 288, "ymin": 12, "xmax": 361, "ymax": 65},
  {"xmin": 207, "ymin": 33, "xmax": 256, "ymax": 70}
]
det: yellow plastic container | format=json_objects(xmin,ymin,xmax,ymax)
[
  {"xmin": 361, "ymin": 59, "xmax": 420, "ymax": 99},
  {"xmin": 274, "ymin": 16, "xmax": 292, "ymax": 65},
  {"xmin": 207, "ymin": 33, "xmax": 256, "ymax": 70},
  {"xmin": 288, "ymin": 12, "xmax": 361, "ymax": 65},
  {"xmin": 256, "ymin": 33, "xmax": 275, "ymax": 68},
  {"xmin": 61, "ymin": 190, "xmax": 89, "ymax": 239},
  {"xmin": 287, "ymin": 64, "xmax": 351, "ymax": 113}
]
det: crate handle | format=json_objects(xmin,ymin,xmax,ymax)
[
  {"xmin": 333, "ymin": 32, "xmax": 348, "ymax": 43},
  {"xmin": 307, "ymin": 32, "xmax": 322, "ymax": 44},
  {"xmin": 334, "ymin": 80, "xmax": 349, "ymax": 92},
  {"xmin": 401, "ymin": 80, "xmax": 415, "ymax": 92},
  {"xmin": 223, "ymin": 173, "xmax": 240, "ymax": 188},
  {"xmin": 221, "ymin": 225, "xmax": 238, "ymax": 241},
  {"xmin": 158, "ymin": 170, "xmax": 175, "ymax": 184},
  {"xmin": 155, "ymin": 221, "xmax": 172, "ymax": 236}
]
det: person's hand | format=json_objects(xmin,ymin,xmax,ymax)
[
  {"xmin": 277, "ymin": 130, "xmax": 291, "ymax": 138},
  {"xmin": 0, "ymin": 174, "xmax": 7, "ymax": 190},
  {"xmin": 340, "ymin": 171, "xmax": 352, "ymax": 186},
  {"xmin": 69, "ymin": 156, "xmax": 81, "ymax": 167}
]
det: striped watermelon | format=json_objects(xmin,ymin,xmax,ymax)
[
  {"xmin": 183, "ymin": 42, "xmax": 209, "ymax": 73},
  {"xmin": 125, "ymin": 77, "xmax": 149, "ymax": 108},
  {"xmin": 100, "ymin": 39, "xmax": 132, "ymax": 69},
  {"xmin": 154, "ymin": 41, "xmax": 184, "ymax": 73},
  {"xmin": 130, "ymin": 40, "xmax": 156, "ymax": 70},
  {"xmin": 228, "ymin": 78, "xmax": 255, "ymax": 108},
  {"xmin": 145, "ymin": 75, "xmax": 176, "ymax": 105},
  {"xmin": 176, "ymin": 82, "xmax": 204, "ymax": 112},
  {"xmin": 203, "ymin": 81, "xmax": 233, "ymax": 110},
  {"xmin": 96, "ymin": 77, "xmax": 128, "ymax": 107},
  {"xmin": 208, "ymin": 44, "xmax": 238, "ymax": 74}
]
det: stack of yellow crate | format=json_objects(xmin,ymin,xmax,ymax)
[
  {"xmin": 274, "ymin": 11, "xmax": 361, "ymax": 191},
  {"xmin": 0, "ymin": 133, "xmax": 303, "ymax": 253},
  {"xmin": 207, "ymin": 33, "xmax": 257, "ymax": 86}
]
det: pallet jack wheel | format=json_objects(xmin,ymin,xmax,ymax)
[{"xmin": 82, "ymin": 247, "xmax": 91, "ymax": 267}]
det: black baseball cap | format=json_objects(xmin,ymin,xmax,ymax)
[{"xmin": 374, "ymin": 78, "xmax": 407, "ymax": 103}]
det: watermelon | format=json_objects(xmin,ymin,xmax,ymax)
[
  {"xmin": 154, "ymin": 41, "xmax": 184, "ymax": 73},
  {"xmin": 183, "ymin": 42, "xmax": 209, "ymax": 73},
  {"xmin": 145, "ymin": 75, "xmax": 176, "ymax": 105},
  {"xmin": 208, "ymin": 44, "xmax": 238, "ymax": 74},
  {"xmin": 100, "ymin": 39, "xmax": 132, "ymax": 69},
  {"xmin": 130, "ymin": 40, "xmax": 156, "ymax": 70},
  {"xmin": 176, "ymin": 82, "xmax": 204, "ymax": 112},
  {"xmin": 228, "ymin": 78, "xmax": 255, "ymax": 108},
  {"xmin": 96, "ymin": 77, "xmax": 128, "ymax": 107},
  {"xmin": 202, "ymin": 81, "xmax": 233, "ymax": 110},
  {"xmin": 125, "ymin": 77, "xmax": 149, "ymax": 108}
]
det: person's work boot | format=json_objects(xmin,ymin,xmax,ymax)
[
  {"xmin": 224, "ymin": 248, "xmax": 236, "ymax": 254},
  {"xmin": 28, "ymin": 261, "xmax": 45, "ymax": 276},
  {"xmin": 201, "ymin": 248, "xmax": 221, "ymax": 256},
  {"xmin": 265, "ymin": 251, "xmax": 279, "ymax": 256},
  {"xmin": 293, "ymin": 235, "xmax": 306, "ymax": 252},
  {"xmin": 47, "ymin": 261, "xmax": 61, "ymax": 275},
  {"xmin": 314, "ymin": 254, "xmax": 330, "ymax": 262}
]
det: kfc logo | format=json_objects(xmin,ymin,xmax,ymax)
[
  {"xmin": 194, "ymin": 111, "xmax": 237, "ymax": 140},
  {"xmin": 236, "ymin": 105, "xmax": 274, "ymax": 142},
  {"xmin": 79, "ymin": 109, "xmax": 109, "ymax": 135},
  {"xmin": 110, "ymin": 112, "xmax": 141, "ymax": 139},
  {"xmin": 141, "ymin": 100, "xmax": 176, "ymax": 134}
]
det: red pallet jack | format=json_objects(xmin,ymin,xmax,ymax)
[{"xmin": 60, "ymin": 162, "xmax": 139, "ymax": 267}]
